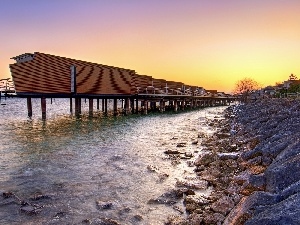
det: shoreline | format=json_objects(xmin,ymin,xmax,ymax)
[{"xmin": 166, "ymin": 98, "xmax": 300, "ymax": 224}]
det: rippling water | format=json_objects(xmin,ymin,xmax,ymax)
[{"xmin": 0, "ymin": 97, "xmax": 227, "ymax": 225}]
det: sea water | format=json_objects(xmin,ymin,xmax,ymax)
[{"xmin": 0, "ymin": 97, "xmax": 227, "ymax": 225}]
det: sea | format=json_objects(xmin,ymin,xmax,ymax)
[{"xmin": 0, "ymin": 97, "xmax": 228, "ymax": 225}]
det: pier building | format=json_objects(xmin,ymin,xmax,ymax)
[{"xmin": 10, "ymin": 52, "xmax": 234, "ymax": 119}]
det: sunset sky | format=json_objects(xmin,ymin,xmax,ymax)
[{"xmin": 1, "ymin": 0, "xmax": 299, "ymax": 93}]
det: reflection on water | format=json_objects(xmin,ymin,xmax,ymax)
[{"xmin": 0, "ymin": 97, "xmax": 227, "ymax": 224}]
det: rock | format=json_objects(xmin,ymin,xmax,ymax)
[
  {"xmin": 184, "ymin": 152, "xmax": 193, "ymax": 158},
  {"xmin": 244, "ymin": 193, "xmax": 300, "ymax": 225},
  {"xmin": 203, "ymin": 212, "xmax": 225, "ymax": 225},
  {"xmin": 176, "ymin": 143, "xmax": 186, "ymax": 147},
  {"xmin": 176, "ymin": 180, "xmax": 208, "ymax": 190},
  {"xmin": 265, "ymin": 154, "xmax": 300, "ymax": 193},
  {"xmin": 96, "ymin": 201, "xmax": 113, "ymax": 210},
  {"xmin": 223, "ymin": 191, "xmax": 280, "ymax": 225},
  {"xmin": 164, "ymin": 150, "xmax": 181, "ymax": 154},
  {"xmin": 94, "ymin": 218, "xmax": 121, "ymax": 225},
  {"xmin": 133, "ymin": 214, "xmax": 143, "ymax": 221},
  {"xmin": 148, "ymin": 189, "xmax": 183, "ymax": 205},
  {"xmin": 211, "ymin": 196, "xmax": 235, "ymax": 215},
  {"xmin": 2, "ymin": 192, "xmax": 14, "ymax": 198},
  {"xmin": 191, "ymin": 140, "xmax": 198, "ymax": 145},
  {"xmin": 184, "ymin": 195, "xmax": 210, "ymax": 213},
  {"xmin": 20, "ymin": 205, "xmax": 42, "ymax": 215},
  {"xmin": 187, "ymin": 213, "xmax": 203, "ymax": 225},
  {"xmin": 217, "ymin": 152, "xmax": 239, "ymax": 160},
  {"xmin": 240, "ymin": 174, "xmax": 266, "ymax": 196},
  {"xmin": 194, "ymin": 152, "xmax": 217, "ymax": 166}
]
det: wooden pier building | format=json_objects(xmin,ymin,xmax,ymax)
[{"xmin": 10, "ymin": 52, "xmax": 234, "ymax": 119}]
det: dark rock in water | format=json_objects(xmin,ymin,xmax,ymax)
[
  {"xmin": 132, "ymin": 214, "xmax": 143, "ymax": 221},
  {"xmin": 20, "ymin": 205, "xmax": 42, "ymax": 215},
  {"xmin": 148, "ymin": 189, "xmax": 183, "ymax": 205},
  {"xmin": 29, "ymin": 193, "xmax": 52, "ymax": 201},
  {"xmin": 191, "ymin": 140, "xmax": 198, "ymax": 145},
  {"xmin": 54, "ymin": 211, "xmax": 66, "ymax": 218},
  {"xmin": 184, "ymin": 152, "xmax": 193, "ymax": 158},
  {"xmin": 82, "ymin": 219, "xmax": 92, "ymax": 224},
  {"xmin": 2, "ymin": 192, "xmax": 14, "ymax": 198},
  {"xmin": 176, "ymin": 179, "xmax": 208, "ymax": 190},
  {"xmin": 164, "ymin": 150, "xmax": 181, "ymax": 154},
  {"xmin": 176, "ymin": 143, "xmax": 186, "ymax": 147},
  {"xmin": 96, "ymin": 201, "xmax": 113, "ymax": 210},
  {"xmin": 94, "ymin": 217, "xmax": 121, "ymax": 225}
]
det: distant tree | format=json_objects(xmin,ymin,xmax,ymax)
[
  {"xmin": 289, "ymin": 73, "xmax": 298, "ymax": 80},
  {"xmin": 233, "ymin": 78, "xmax": 260, "ymax": 94}
]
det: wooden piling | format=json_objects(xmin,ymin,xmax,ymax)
[
  {"xmin": 113, "ymin": 98, "xmax": 118, "ymax": 116},
  {"xmin": 97, "ymin": 98, "xmax": 100, "ymax": 110},
  {"xmin": 104, "ymin": 98, "xmax": 108, "ymax": 115},
  {"xmin": 174, "ymin": 100, "xmax": 178, "ymax": 112},
  {"xmin": 70, "ymin": 98, "xmax": 73, "ymax": 114},
  {"xmin": 75, "ymin": 97, "xmax": 81, "ymax": 117},
  {"xmin": 124, "ymin": 98, "xmax": 130, "ymax": 115},
  {"xmin": 41, "ymin": 97, "xmax": 46, "ymax": 120},
  {"xmin": 135, "ymin": 98, "xmax": 139, "ymax": 114},
  {"xmin": 131, "ymin": 98, "xmax": 135, "ymax": 114},
  {"xmin": 102, "ymin": 98, "xmax": 105, "ymax": 112},
  {"xmin": 89, "ymin": 98, "xmax": 93, "ymax": 117},
  {"xmin": 27, "ymin": 97, "xmax": 32, "ymax": 118}
]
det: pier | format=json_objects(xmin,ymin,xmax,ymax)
[{"xmin": 9, "ymin": 52, "xmax": 235, "ymax": 119}]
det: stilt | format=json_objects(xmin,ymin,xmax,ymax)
[
  {"xmin": 174, "ymin": 100, "xmax": 178, "ymax": 112},
  {"xmin": 70, "ymin": 98, "xmax": 73, "ymax": 114},
  {"xmin": 102, "ymin": 98, "xmax": 105, "ymax": 112},
  {"xmin": 104, "ymin": 98, "xmax": 108, "ymax": 115},
  {"xmin": 41, "ymin": 97, "xmax": 46, "ymax": 120},
  {"xmin": 159, "ymin": 99, "xmax": 164, "ymax": 112},
  {"xmin": 27, "ymin": 97, "xmax": 32, "ymax": 118},
  {"xmin": 75, "ymin": 97, "xmax": 81, "ymax": 117},
  {"xmin": 136, "ymin": 98, "xmax": 139, "ymax": 114},
  {"xmin": 97, "ymin": 98, "xmax": 100, "ymax": 110},
  {"xmin": 89, "ymin": 98, "xmax": 93, "ymax": 117},
  {"xmin": 143, "ymin": 100, "xmax": 148, "ymax": 115},
  {"xmin": 124, "ymin": 98, "xmax": 130, "ymax": 115},
  {"xmin": 113, "ymin": 98, "xmax": 118, "ymax": 116},
  {"xmin": 131, "ymin": 98, "xmax": 135, "ymax": 114},
  {"xmin": 51, "ymin": 98, "xmax": 53, "ymax": 104}
]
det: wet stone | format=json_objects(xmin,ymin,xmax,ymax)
[
  {"xmin": 20, "ymin": 205, "xmax": 42, "ymax": 215},
  {"xmin": 176, "ymin": 143, "xmax": 186, "ymax": 147},
  {"xmin": 164, "ymin": 150, "xmax": 181, "ymax": 154},
  {"xmin": 94, "ymin": 217, "xmax": 121, "ymax": 225},
  {"xmin": 96, "ymin": 201, "xmax": 113, "ymax": 210}
]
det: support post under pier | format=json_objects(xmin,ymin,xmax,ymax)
[
  {"xmin": 27, "ymin": 97, "xmax": 32, "ymax": 118},
  {"xmin": 41, "ymin": 97, "xmax": 46, "ymax": 120}
]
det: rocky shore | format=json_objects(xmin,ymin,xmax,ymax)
[{"xmin": 165, "ymin": 98, "xmax": 300, "ymax": 225}]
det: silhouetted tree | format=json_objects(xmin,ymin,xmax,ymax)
[
  {"xmin": 233, "ymin": 78, "xmax": 260, "ymax": 94},
  {"xmin": 289, "ymin": 73, "xmax": 298, "ymax": 80},
  {"xmin": 233, "ymin": 78, "xmax": 260, "ymax": 102}
]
